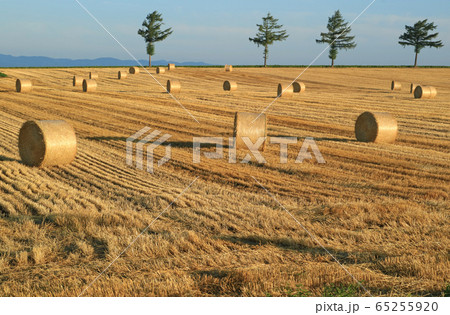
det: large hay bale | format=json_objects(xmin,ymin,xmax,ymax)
[
  {"xmin": 168, "ymin": 64, "xmax": 176, "ymax": 71},
  {"xmin": 73, "ymin": 76, "xmax": 83, "ymax": 87},
  {"xmin": 18, "ymin": 120, "xmax": 77, "ymax": 167},
  {"xmin": 167, "ymin": 80, "xmax": 181, "ymax": 93},
  {"xmin": 410, "ymin": 83, "xmax": 418, "ymax": 94},
  {"xmin": 129, "ymin": 67, "xmax": 140, "ymax": 74},
  {"xmin": 223, "ymin": 80, "xmax": 237, "ymax": 91},
  {"xmin": 83, "ymin": 79, "xmax": 97, "ymax": 92},
  {"xmin": 355, "ymin": 112, "xmax": 398, "ymax": 144},
  {"xmin": 156, "ymin": 67, "xmax": 166, "ymax": 74},
  {"xmin": 233, "ymin": 112, "xmax": 267, "ymax": 150},
  {"xmin": 277, "ymin": 84, "xmax": 294, "ymax": 98},
  {"xmin": 225, "ymin": 65, "xmax": 233, "ymax": 72},
  {"xmin": 89, "ymin": 72, "xmax": 98, "ymax": 80},
  {"xmin": 118, "ymin": 71, "xmax": 127, "ymax": 79},
  {"xmin": 16, "ymin": 79, "xmax": 32, "ymax": 93},
  {"xmin": 391, "ymin": 81, "xmax": 401, "ymax": 91},
  {"xmin": 293, "ymin": 82, "xmax": 306, "ymax": 93},
  {"xmin": 414, "ymin": 86, "xmax": 437, "ymax": 99}
]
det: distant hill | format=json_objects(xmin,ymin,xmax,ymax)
[{"xmin": 0, "ymin": 54, "xmax": 210, "ymax": 67}]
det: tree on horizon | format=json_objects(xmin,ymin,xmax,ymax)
[
  {"xmin": 398, "ymin": 19, "xmax": 443, "ymax": 67},
  {"xmin": 316, "ymin": 10, "xmax": 356, "ymax": 67},
  {"xmin": 249, "ymin": 13, "xmax": 289, "ymax": 67},
  {"xmin": 138, "ymin": 11, "xmax": 173, "ymax": 67}
]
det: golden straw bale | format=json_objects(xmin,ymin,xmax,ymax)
[
  {"xmin": 233, "ymin": 112, "xmax": 267, "ymax": 151},
  {"xmin": 293, "ymin": 82, "xmax": 306, "ymax": 93},
  {"xmin": 277, "ymin": 84, "xmax": 294, "ymax": 98},
  {"xmin": 18, "ymin": 120, "xmax": 77, "ymax": 167},
  {"xmin": 118, "ymin": 71, "xmax": 128, "ymax": 79},
  {"xmin": 168, "ymin": 64, "xmax": 176, "ymax": 71},
  {"xmin": 83, "ymin": 79, "xmax": 97, "ymax": 92},
  {"xmin": 391, "ymin": 81, "xmax": 401, "ymax": 91},
  {"xmin": 129, "ymin": 67, "xmax": 140, "ymax": 74},
  {"xmin": 167, "ymin": 80, "xmax": 181, "ymax": 93},
  {"xmin": 156, "ymin": 67, "xmax": 166, "ymax": 74},
  {"xmin": 89, "ymin": 72, "xmax": 98, "ymax": 80},
  {"xmin": 73, "ymin": 76, "xmax": 83, "ymax": 87},
  {"xmin": 225, "ymin": 65, "xmax": 233, "ymax": 72},
  {"xmin": 16, "ymin": 79, "xmax": 32, "ymax": 93},
  {"xmin": 355, "ymin": 112, "xmax": 398, "ymax": 143},
  {"xmin": 414, "ymin": 86, "xmax": 437, "ymax": 99},
  {"xmin": 410, "ymin": 83, "xmax": 418, "ymax": 94},
  {"xmin": 223, "ymin": 80, "xmax": 237, "ymax": 91}
]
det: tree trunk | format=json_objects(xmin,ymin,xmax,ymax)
[
  {"xmin": 414, "ymin": 52, "xmax": 418, "ymax": 67},
  {"xmin": 149, "ymin": 55, "xmax": 152, "ymax": 68},
  {"xmin": 331, "ymin": 58, "xmax": 334, "ymax": 67},
  {"xmin": 264, "ymin": 46, "xmax": 268, "ymax": 67}
]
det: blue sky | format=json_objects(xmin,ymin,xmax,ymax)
[{"xmin": 1, "ymin": 0, "xmax": 449, "ymax": 65}]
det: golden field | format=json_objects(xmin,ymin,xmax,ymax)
[{"xmin": 0, "ymin": 66, "xmax": 448, "ymax": 296}]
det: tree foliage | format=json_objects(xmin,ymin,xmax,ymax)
[
  {"xmin": 138, "ymin": 11, "xmax": 173, "ymax": 66},
  {"xmin": 316, "ymin": 10, "xmax": 356, "ymax": 67},
  {"xmin": 249, "ymin": 13, "xmax": 288, "ymax": 67},
  {"xmin": 398, "ymin": 19, "xmax": 443, "ymax": 66}
]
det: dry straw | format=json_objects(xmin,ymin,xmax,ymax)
[
  {"xmin": 18, "ymin": 120, "xmax": 77, "ymax": 167},
  {"xmin": 73, "ymin": 76, "xmax": 83, "ymax": 87},
  {"xmin": 168, "ymin": 64, "xmax": 176, "ymax": 71},
  {"xmin": 414, "ymin": 86, "xmax": 437, "ymax": 99},
  {"xmin": 89, "ymin": 72, "xmax": 98, "ymax": 80},
  {"xmin": 129, "ymin": 67, "xmax": 140, "ymax": 74},
  {"xmin": 277, "ymin": 84, "xmax": 294, "ymax": 98},
  {"xmin": 410, "ymin": 83, "xmax": 418, "ymax": 94},
  {"xmin": 16, "ymin": 79, "xmax": 32, "ymax": 93},
  {"xmin": 223, "ymin": 80, "xmax": 237, "ymax": 91},
  {"xmin": 293, "ymin": 82, "xmax": 306, "ymax": 93},
  {"xmin": 355, "ymin": 112, "xmax": 398, "ymax": 143},
  {"xmin": 167, "ymin": 80, "xmax": 181, "ymax": 93},
  {"xmin": 83, "ymin": 79, "xmax": 97, "ymax": 92},
  {"xmin": 225, "ymin": 65, "xmax": 233, "ymax": 72},
  {"xmin": 118, "ymin": 71, "xmax": 128, "ymax": 79},
  {"xmin": 391, "ymin": 81, "xmax": 401, "ymax": 91},
  {"xmin": 233, "ymin": 112, "xmax": 267, "ymax": 150},
  {"xmin": 156, "ymin": 67, "xmax": 165, "ymax": 74}
]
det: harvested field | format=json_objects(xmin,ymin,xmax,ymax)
[{"xmin": 0, "ymin": 67, "xmax": 448, "ymax": 297}]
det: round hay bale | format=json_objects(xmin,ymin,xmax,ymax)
[
  {"xmin": 391, "ymin": 81, "xmax": 401, "ymax": 91},
  {"xmin": 156, "ymin": 67, "xmax": 165, "ymax": 74},
  {"xmin": 233, "ymin": 112, "xmax": 267, "ymax": 151},
  {"xmin": 293, "ymin": 82, "xmax": 306, "ymax": 93},
  {"xmin": 118, "ymin": 71, "xmax": 128, "ymax": 79},
  {"xmin": 168, "ymin": 63, "xmax": 176, "ymax": 71},
  {"xmin": 410, "ymin": 83, "xmax": 418, "ymax": 94},
  {"xmin": 225, "ymin": 65, "xmax": 233, "ymax": 72},
  {"xmin": 414, "ymin": 86, "xmax": 437, "ymax": 99},
  {"xmin": 223, "ymin": 80, "xmax": 237, "ymax": 91},
  {"xmin": 16, "ymin": 79, "xmax": 32, "ymax": 93},
  {"xmin": 355, "ymin": 112, "xmax": 398, "ymax": 144},
  {"xmin": 129, "ymin": 67, "xmax": 140, "ymax": 74},
  {"xmin": 73, "ymin": 76, "xmax": 83, "ymax": 87},
  {"xmin": 83, "ymin": 79, "xmax": 97, "ymax": 92},
  {"xmin": 89, "ymin": 72, "xmax": 98, "ymax": 80},
  {"xmin": 277, "ymin": 84, "xmax": 294, "ymax": 98},
  {"xmin": 18, "ymin": 120, "xmax": 77, "ymax": 167},
  {"xmin": 167, "ymin": 80, "xmax": 181, "ymax": 93}
]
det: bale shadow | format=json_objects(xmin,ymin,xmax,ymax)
[
  {"xmin": 0, "ymin": 155, "xmax": 20, "ymax": 163},
  {"xmin": 314, "ymin": 137, "xmax": 357, "ymax": 143},
  {"xmin": 85, "ymin": 137, "xmax": 230, "ymax": 149},
  {"xmin": 220, "ymin": 235, "xmax": 386, "ymax": 265}
]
